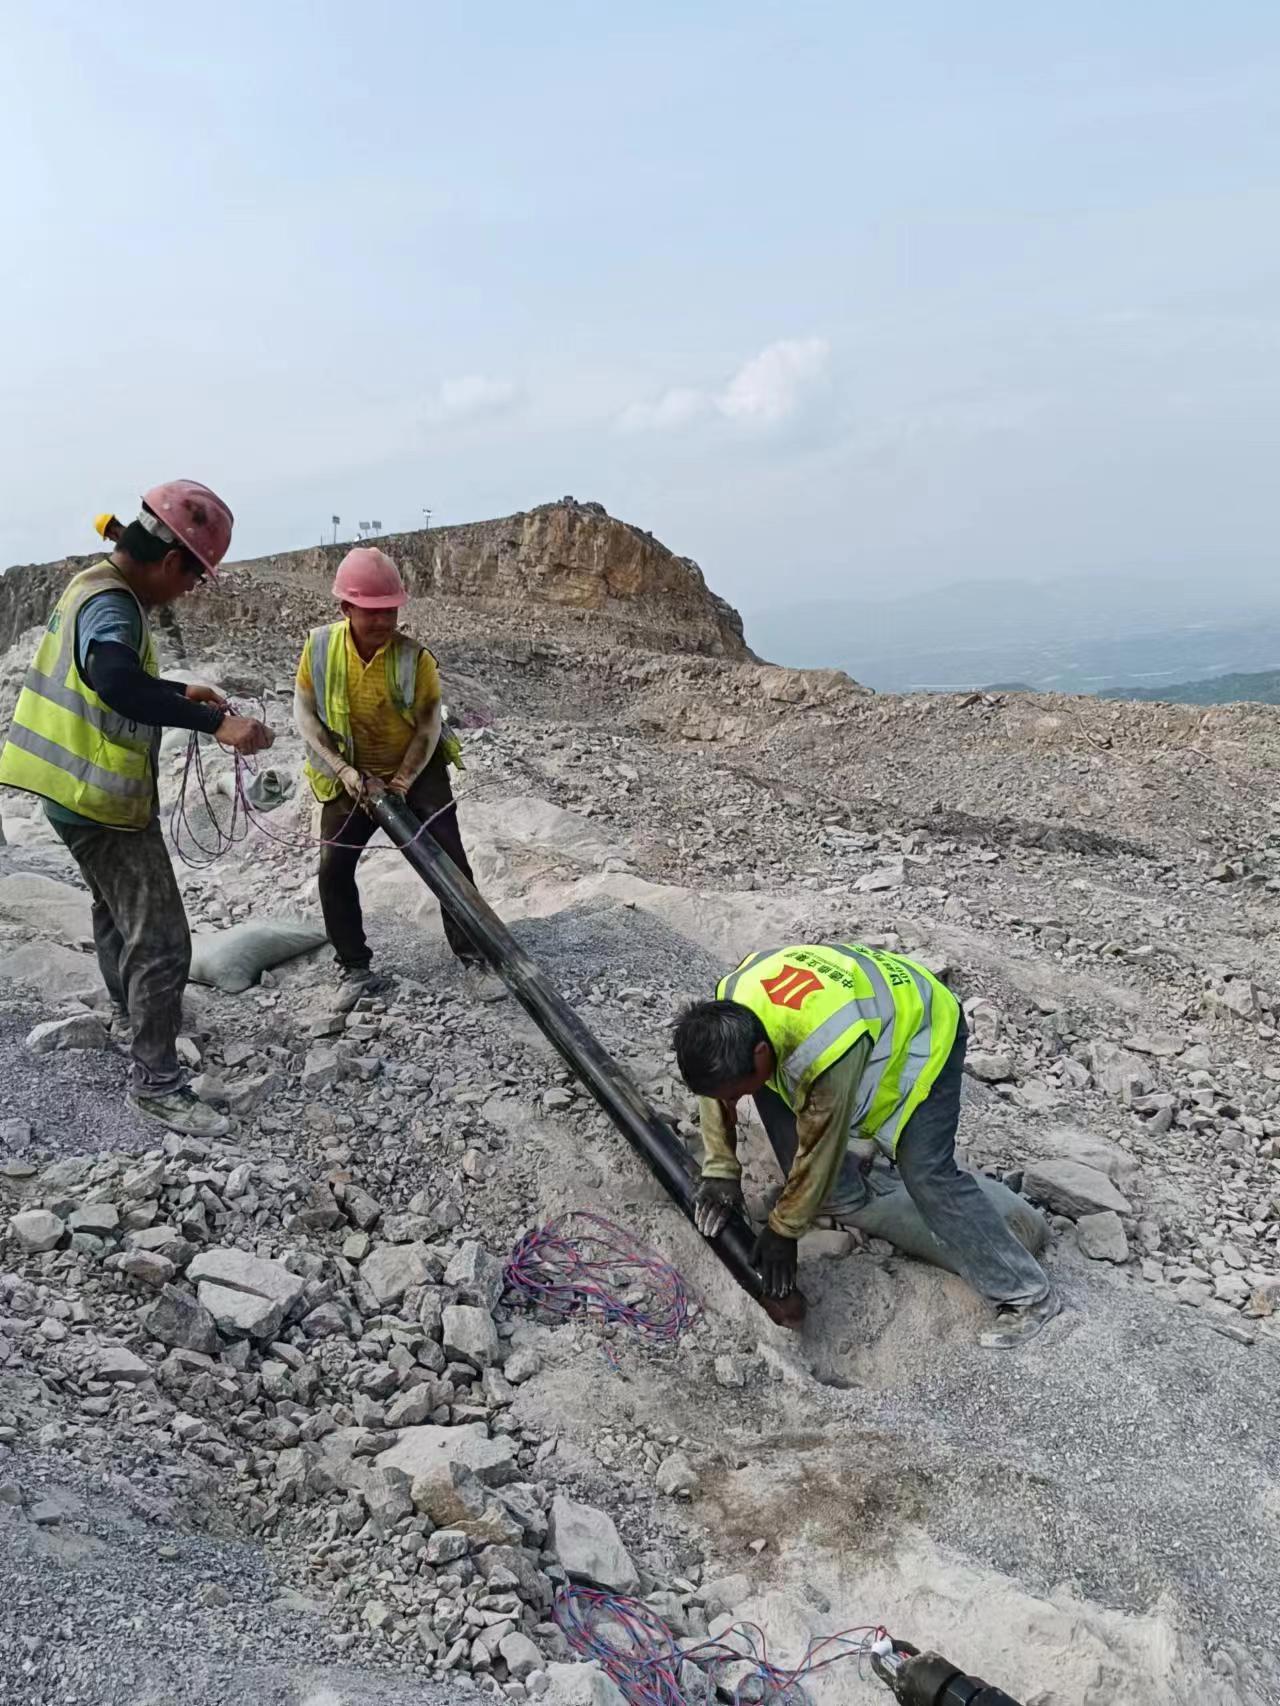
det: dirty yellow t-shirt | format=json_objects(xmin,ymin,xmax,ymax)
[{"xmin": 296, "ymin": 624, "xmax": 441, "ymax": 779}]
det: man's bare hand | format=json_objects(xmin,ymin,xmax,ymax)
[
  {"xmin": 215, "ymin": 715, "xmax": 274, "ymax": 757},
  {"xmin": 184, "ymin": 683, "xmax": 228, "ymax": 708},
  {"xmin": 337, "ymin": 764, "xmax": 364, "ymax": 800}
]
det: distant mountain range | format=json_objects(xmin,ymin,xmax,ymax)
[
  {"xmin": 1099, "ymin": 668, "xmax": 1280, "ymax": 706},
  {"xmin": 746, "ymin": 571, "xmax": 1280, "ymax": 695}
]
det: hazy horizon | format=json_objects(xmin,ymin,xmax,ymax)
[{"xmin": 5, "ymin": 2, "xmax": 1279, "ymax": 617}]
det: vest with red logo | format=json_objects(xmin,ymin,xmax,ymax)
[{"xmin": 717, "ymin": 943, "xmax": 959, "ymax": 1149}]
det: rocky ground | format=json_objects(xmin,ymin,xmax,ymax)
[{"xmin": 1, "ymin": 561, "xmax": 1279, "ymax": 1705}]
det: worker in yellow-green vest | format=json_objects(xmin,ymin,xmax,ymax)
[
  {"xmin": 673, "ymin": 943, "xmax": 1061, "ymax": 1349},
  {"xmin": 0, "ymin": 481, "xmax": 274, "ymax": 1139},
  {"xmin": 294, "ymin": 546, "xmax": 485, "ymax": 997}
]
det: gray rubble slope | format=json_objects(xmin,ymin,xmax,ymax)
[{"xmin": 0, "ymin": 573, "xmax": 1278, "ymax": 1705}]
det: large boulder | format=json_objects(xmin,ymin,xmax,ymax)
[
  {"xmin": 360, "ymin": 1241, "xmax": 434, "ymax": 1307},
  {"xmin": 1023, "ymin": 1159, "xmax": 1131, "ymax": 1218},
  {"xmin": 375, "ymin": 1422, "xmax": 516, "ymax": 1488},
  {"xmin": 187, "ymin": 1246, "xmax": 306, "ymax": 1341},
  {"xmin": 9, "ymin": 1209, "xmax": 65, "ymax": 1253},
  {"xmin": 550, "ymin": 1493, "xmax": 639, "ymax": 1592}
]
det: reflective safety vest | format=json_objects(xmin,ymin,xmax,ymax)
[
  {"xmin": 717, "ymin": 942, "xmax": 960, "ymax": 1151},
  {"xmin": 302, "ymin": 620, "xmax": 421, "ymax": 802},
  {"xmin": 0, "ymin": 562, "xmax": 159, "ymax": 830}
]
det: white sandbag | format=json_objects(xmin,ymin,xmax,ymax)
[
  {"xmin": 189, "ymin": 916, "xmax": 327, "ymax": 994},
  {"xmin": 210, "ymin": 766, "xmax": 296, "ymax": 812}
]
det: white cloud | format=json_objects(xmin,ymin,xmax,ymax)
[
  {"xmin": 424, "ymin": 374, "xmax": 519, "ymax": 423},
  {"xmin": 616, "ymin": 386, "xmax": 710, "ymax": 433},
  {"xmin": 716, "ymin": 337, "xmax": 830, "ymax": 425},
  {"xmin": 617, "ymin": 336, "xmax": 831, "ymax": 433}
]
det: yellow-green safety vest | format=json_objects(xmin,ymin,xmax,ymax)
[
  {"xmin": 0, "ymin": 561, "xmax": 159, "ymax": 830},
  {"xmin": 301, "ymin": 620, "xmax": 461, "ymax": 802},
  {"xmin": 718, "ymin": 942, "xmax": 960, "ymax": 1150}
]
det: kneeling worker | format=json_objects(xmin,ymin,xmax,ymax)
[
  {"xmin": 294, "ymin": 546, "xmax": 483, "ymax": 992},
  {"xmin": 674, "ymin": 942, "xmax": 1061, "ymax": 1348},
  {"xmin": 0, "ymin": 481, "xmax": 274, "ymax": 1137}
]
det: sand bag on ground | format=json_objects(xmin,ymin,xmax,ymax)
[
  {"xmin": 189, "ymin": 917, "xmax": 327, "ymax": 993},
  {"xmin": 846, "ymin": 1163, "xmax": 1047, "ymax": 1272}
]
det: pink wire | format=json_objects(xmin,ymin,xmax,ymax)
[
  {"xmin": 504, "ymin": 1212, "xmax": 700, "ymax": 1348},
  {"xmin": 169, "ymin": 713, "xmax": 476, "ymax": 870},
  {"xmin": 554, "ymin": 1585, "xmax": 891, "ymax": 1706}
]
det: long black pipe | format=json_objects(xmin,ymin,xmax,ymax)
[{"xmin": 370, "ymin": 793, "xmax": 802, "ymax": 1324}]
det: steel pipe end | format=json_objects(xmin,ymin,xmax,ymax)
[{"xmin": 761, "ymin": 1290, "xmax": 808, "ymax": 1330}]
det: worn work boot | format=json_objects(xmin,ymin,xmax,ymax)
[
  {"xmin": 128, "ymin": 1086, "xmax": 230, "ymax": 1141},
  {"xmin": 462, "ymin": 962, "xmax": 507, "ymax": 1004},
  {"xmin": 334, "ymin": 966, "xmax": 392, "ymax": 1011},
  {"xmin": 978, "ymin": 1288, "xmax": 1062, "ymax": 1350}
]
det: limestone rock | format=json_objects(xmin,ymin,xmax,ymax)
[
  {"xmin": 1076, "ymin": 1211, "xmax": 1130, "ymax": 1263},
  {"xmin": 1023, "ymin": 1160, "xmax": 1131, "ymax": 1218},
  {"xmin": 25, "ymin": 1014, "xmax": 109, "ymax": 1054},
  {"xmin": 9, "ymin": 1209, "xmax": 65, "ymax": 1253},
  {"xmin": 444, "ymin": 1240, "xmax": 506, "ymax": 1310},
  {"xmin": 98, "ymin": 1346, "xmax": 152, "ymax": 1384},
  {"xmin": 141, "ymin": 1285, "xmax": 221, "ymax": 1354},
  {"xmin": 188, "ymin": 1247, "xmax": 306, "ymax": 1341},
  {"xmin": 376, "ymin": 1422, "xmax": 516, "ymax": 1488},
  {"xmin": 442, "ymin": 1303, "xmax": 500, "ymax": 1368},
  {"xmin": 542, "ymin": 1660, "xmax": 628, "ymax": 1706},
  {"xmin": 550, "ymin": 1493, "xmax": 638, "ymax": 1591},
  {"xmin": 361, "ymin": 1240, "xmax": 433, "ymax": 1307},
  {"xmin": 654, "ymin": 1450, "xmax": 697, "ymax": 1497},
  {"xmin": 966, "ymin": 1051, "xmax": 1014, "ymax": 1084}
]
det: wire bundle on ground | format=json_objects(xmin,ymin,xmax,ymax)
[
  {"xmin": 504, "ymin": 1212, "xmax": 699, "ymax": 1348},
  {"xmin": 554, "ymin": 1585, "xmax": 891, "ymax": 1706}
]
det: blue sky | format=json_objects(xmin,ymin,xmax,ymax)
[{"xmin": 4, "ymin": 1, "xmax": 1278, "ymax": 615}]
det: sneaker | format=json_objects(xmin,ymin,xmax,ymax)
[
  {"xmin": 978, "ymin": 1289, "xmax": 1063, "ymax": 1350},
  {"xmin": 334, "ymin": 967, "xmax": 391, "ymax": 1011},
  {"xmin": 461, "ymin": 963, "xmax": 507, "ymax": 1004},
  {"xmin": 128, "ymin": 1086, "xmax": 230, "ymax": 1140}
]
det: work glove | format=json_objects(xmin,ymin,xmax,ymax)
[
  {"xmin": 337, "ymin": 764, "xmax": 364, "ymax": 801},
  {"xmin": 752, "ymin": 1226, "xmax": 799, "ymax": 1299},
  {"xmin": 693, "ymin": 1177, "xmax": 744, "ymax": 1239}
]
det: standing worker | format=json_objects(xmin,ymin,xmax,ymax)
[
  {"xmin": 294, "ymin": 546, "xmax": 485, "ymax": 994},
  {"xmin": 0, "ymin": 481, "xmax": 274, "ymax": 1138},
  {"xmin": 674, "ymin": 942, "xmax": 1061, "ymax": 1348}
]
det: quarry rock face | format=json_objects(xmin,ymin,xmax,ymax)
[{"xmin": 217, "ymin": 499, "xmax": 751, "ymax": 663}]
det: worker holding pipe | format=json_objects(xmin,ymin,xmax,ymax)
[
  {"xmin": 0, "ymin": 480, "xmax": 274, "ymax": 1138},
  {"xmin": 294, "ymin": 546, "xmax": 486, "ymax": 995},
  {"xmin": 673, "ymin": 943, "xmax": 1061, "ymax": 1348}
]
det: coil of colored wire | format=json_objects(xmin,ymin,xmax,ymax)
[
  {"xmin": 554, "ymin": 1584, "xmax": 891, "ymax": 1706},
  {"xmin": 504, "ymin": 1212, "xmax": 699, "ymax": 1348},
  {"xmin": 169, "ymin": 720, "xmax": 490, "ymax": 870}
]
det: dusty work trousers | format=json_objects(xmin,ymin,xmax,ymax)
[
  {"xmin": 754, "ymin": 1020, "xmax": 1050, "ymax": 1308},
  {"xmin": 317, "ymin": 750, "xmax": 478, "ymax": 968},
  {"xmin": 50, "ymin": 817, "xmax": 190, "ymax": 1095}
]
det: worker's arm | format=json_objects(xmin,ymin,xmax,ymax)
[
  {"xmin": 387, "ymin": 697, "xmax": 441, "ymax": 794},
  {"xmin": 88, "ymin": 644, "xmax": 272, "ymax": 753},
  {"xmin": 387, "ymin": 649, "xmax": 444, "ymax": 793},
  {"xmin": 768, "ymin": 1035, "xmax": 873, "ymax": 1240},
  {"xmin": 698, "ymin": 1096, "xmax": 742, "ymax": 1180}
]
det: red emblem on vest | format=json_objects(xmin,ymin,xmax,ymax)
[{"xmin": 760, "ymin": 965, "xmax": 824, "ymax": 1010}]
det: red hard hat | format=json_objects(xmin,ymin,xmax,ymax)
[
  {"xmin": 332, "ymin": 547, "xmax": 407, "ymax": 609},
  {"xmin": 142, "ymin": 480, "xmax": 234, "ymax": 578}
]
